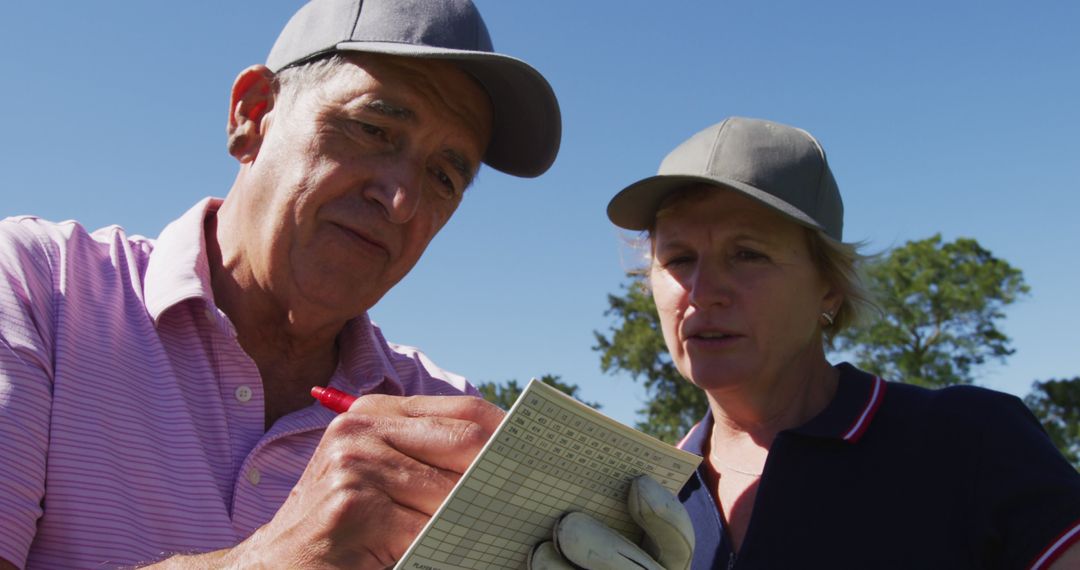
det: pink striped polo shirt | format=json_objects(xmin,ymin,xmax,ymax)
[{"xmin": 0, "ymin": 198, "xmax": 478, "ymax": 569}]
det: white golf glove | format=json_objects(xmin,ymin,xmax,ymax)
[{"xmin": 528, "ymin": 475, "xmax": 694, "ymax": 570}]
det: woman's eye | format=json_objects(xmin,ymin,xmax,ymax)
[
  {"xmin": 735, "ymin": 249, "xmax": 768, "ymax": 262},
  {"xmin": 661, "ymin": 255, "xmax": 694, "ymax": 268}
]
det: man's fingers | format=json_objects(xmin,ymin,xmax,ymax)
[
  {"xmin": 286, "ymin": 394, "xmax": 507, "ymax": 566},
  {"xmin": 383, "ymin": 414, "xmax": 495, "ymax": 472},
  {"xmin": 343, "ymin": 394, "xmax": 504, "ymax": 471},
  {"xmin": 250, "ymin": 457, "xmax": 436, "ymax": 569},
  {"xmin": 628, "ymin": 476, "xmax": 695, "ymax": 570},
  {"xmin": 327, "ymin": 411, "xmax": 494, "ymax": 474},
  {"xmin": 348, "ymin": 393, "xmax": 505, "ymax": 433},
  {"xmin": 552, "ymin": 512, "xmax": 664, "ymax": 570},
  {"xmin": 312, "ymin": 397, "xmax": 503, "ymax": 517}
]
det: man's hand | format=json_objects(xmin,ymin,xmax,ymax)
[
  {"xmin": 233, "ymin": 394, "xmax": 503, "ymax": 569},
  {"xmin": 529, "ymin": 476, "xmax": 694, "ymax": 570}
]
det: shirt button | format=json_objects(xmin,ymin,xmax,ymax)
[
  {"xmin": 204, "ymin": 307, "xmax": 216, "ymax": 322},
  {"xmin": 235, "ymin": 385, "xmax": 253, "ymax": 403},
  {"xmin": 247, "ymin": 467, "xmax": 261, "ymax": 486}
]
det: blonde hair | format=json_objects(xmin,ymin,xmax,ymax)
[{"xmin": 802, "ymin": 228, "xmax": 876, "ymax": 346}]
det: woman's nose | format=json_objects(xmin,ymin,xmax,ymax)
[{"xmin": 688, "ymin": 260, "xmax": 734, "ymax": 308}]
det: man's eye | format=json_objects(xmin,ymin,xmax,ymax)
[
  {"xmin": 430, "ymin": 168, "xmax": 458, "ymax": 198},
  {"xmin": 352, "ymin": 121, "xmax": 387, "ymax": 140}
]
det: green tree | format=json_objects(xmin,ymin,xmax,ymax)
[
  {"xmin": 1024, "ymin": 377, "xmax": 1080, "ymax": 469},
  {"xmin": 593, "ymin": 280, "xmax": 707, "ymax": 443},
  {"xmin": 476, "ymin": 374, "xmax": 600, "ymax": 411},
  {"xmin": 836, "ymin": 234, "xmax": 1028, "ymax": 388}
]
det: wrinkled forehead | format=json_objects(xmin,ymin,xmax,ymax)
[
  {"xmin": 350, "ymin": 53, "xmax": 493, "ymax": 143},
  {"xmin": 280, "ymin": 53, "xmax": 494, "ymax": 163}
]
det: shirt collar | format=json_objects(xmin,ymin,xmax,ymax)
[
  {"xmin": 676, "ymin": 363, "xmax": 887, "ymax": 451},
  {"xmin": 676, "ymin": 411, "xmax": 712, "ymax": 455},
  {"xmin": 329, "ymin": 315, "xmax": 406, "ymax": 397},
  {"xmin": 789, "ymin": 362, "xmax": 886, "ymax": 443},
  {"xmin": 144, "ymin": 197, "xmax": 221, "ymax": 323},
  {"xmin": 270, "ymin": 316, "xmax": 404, "ymax": 438}
]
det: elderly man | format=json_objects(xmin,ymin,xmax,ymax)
[{"xmin": 0, "ymin": 0, "xmax": 558, "ymax": 568}]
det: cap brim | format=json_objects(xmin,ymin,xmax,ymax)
[
  {"xmin": 607, "ymin": 174, "xmax": 826, "ymax": 233},
  {"xmin": 334, "ymin": 41, "xmax": 561, "ymax": 178}
]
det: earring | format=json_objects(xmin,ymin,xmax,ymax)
[{"xmin": 820, "ymin": 311, "xmax": 835, "ymax": 326}]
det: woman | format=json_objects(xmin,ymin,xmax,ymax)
[{"xmin": 600, "ymin": 117, "xmax": 1080, "ymax": 569}]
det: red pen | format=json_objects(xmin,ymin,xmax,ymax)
[{"xmin": 311, "ymin": 386, "xmax": 357, "ymax": 413}]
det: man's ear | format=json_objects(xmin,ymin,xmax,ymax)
[{"xmin": 227, "ymin": 65, "xmax": 276, "ymax": 163}]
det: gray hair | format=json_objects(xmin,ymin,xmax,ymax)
[
  {"xmin": 274, "ymin": 54, "xmax": 353, "ymax": 106},
  {"xmin": 226, "ymin": 55, "xmax": 352, "ymax": 156}
]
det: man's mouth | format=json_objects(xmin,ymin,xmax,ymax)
[{"xmin": 333, "ymin": 223, "xmax": 390, "ymax": 257}]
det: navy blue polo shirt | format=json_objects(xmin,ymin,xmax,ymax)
[{"xmin": 676, "ymin": 363, "xmax": 1080, "ymax": 569}]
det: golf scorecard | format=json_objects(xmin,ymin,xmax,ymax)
[{"xmin": 394, "ymin": 379, "xmax": 703, "ymax": 570}]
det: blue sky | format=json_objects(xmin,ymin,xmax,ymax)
[{"xmin": 2, "ymin": 1, "xmax": 1077, "ymax": 426}]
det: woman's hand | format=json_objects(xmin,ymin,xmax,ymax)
[{"xmin": 529, "ymin": 475, "xmax": 695, "ymax": 570}]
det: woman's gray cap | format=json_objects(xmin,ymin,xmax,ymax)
[
  {"xmin": 266, "ymin": 0, "xmax": 561, "ymax": 178},
  {"xmin": 607, "ymin": 117, "xmax": 844, "ymax": 240}
]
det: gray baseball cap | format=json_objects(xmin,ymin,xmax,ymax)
[
  {"xmin": 266, "ymin": 0, "xmax": 561, "ymax": 178},
  {"xmin": 607, "ymin": 117, "xmax": 844, "ymax": 240}
]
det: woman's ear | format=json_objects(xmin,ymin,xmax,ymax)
[
  {"xmin": 821, "ymin": 285, "xmax": 844, "ymax": 323},
  {"xmin": 226, "ymin": 65, "xmax": 276, "ymax": 163}
]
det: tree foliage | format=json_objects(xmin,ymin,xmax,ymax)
[
  {"xmin": 592, "ymin": 280, "xmax": 707, "ymax": 443},
  {"xmin": 835, "ymin": 234, "xmax": 1028, "ymax": 388},
  {"xmin": 1024, "ymin": 377, "xmax": 1080, "ymax": 469},
  {"xmin": 475, "ymin": 374, "xmax": 600, "ymax": 411}
]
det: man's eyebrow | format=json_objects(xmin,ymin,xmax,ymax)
[
  {"xmin": 444, "ymin": 150, "xmax": 477, "ymax": 188},
  {"xmin": 361, "ymin": 99, "xmax": 479, "ymax": 187},
  {"xmin": 362, "ymin": 99, "xmax": 414, "ymax": 121}
]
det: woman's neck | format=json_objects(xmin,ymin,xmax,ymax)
[{"xmin": 707, "ymin": 356, "xmax": 839, "ymax": 453}]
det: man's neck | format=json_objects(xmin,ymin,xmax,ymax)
[{"xmin": 204, "ymin": 210, "xmax": 344, "ymax": 429}]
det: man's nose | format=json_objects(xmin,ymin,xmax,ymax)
[{"xmin": 363, "ymin": 157, "xmax": 423, "ymax": 224}]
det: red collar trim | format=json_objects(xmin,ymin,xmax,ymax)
[
  {"xmin": 840, "ymin": 375, "xmax": 886, "ymax": 443},
  {"xmin": 1029, "ymin": 518, "xmax": 1080, "ymax": 570}
]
